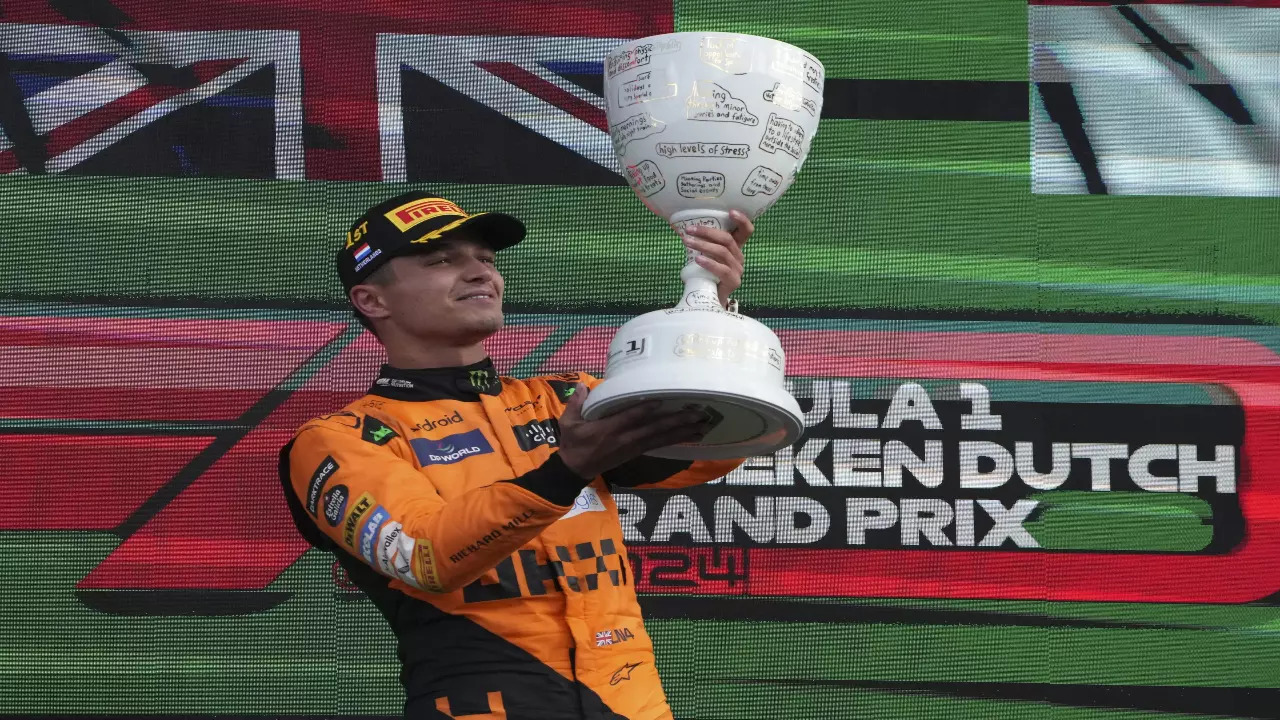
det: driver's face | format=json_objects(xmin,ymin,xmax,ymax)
[{"xmin": 375, "ymin": 236, "xmax": 505, "ymax": 342}]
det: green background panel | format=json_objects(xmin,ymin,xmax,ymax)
[
  {"xmin": 2, "ymin": 0, "xmax": 1279, "ymax": 717},
  {"xmin": 677, "ymin": 0, "xmax": 1029, "ymax": 80}
]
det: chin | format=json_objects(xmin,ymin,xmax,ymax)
[{"xmin": 466, "ymin": 311, "xmax": 505, "ymax": 338}]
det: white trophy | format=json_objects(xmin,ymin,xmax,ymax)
[{"xmin": 581, "ymin": 32, "xmax": 825, "ymax": 460}]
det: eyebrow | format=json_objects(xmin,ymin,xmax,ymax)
[{"xmin": 419, "ymin": 240, "xmax": 495, "ymax": 257}]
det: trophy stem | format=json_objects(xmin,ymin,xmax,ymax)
[
  {"xmin": 679, "ymin": 260, "xmax": 723, "ymax": 310},
  {"xmin": 672, "ymin": 208, "xmax": 735, "ymax": 310}
]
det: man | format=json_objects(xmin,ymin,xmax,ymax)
[{"xmin": 279, "ymin": 191, "xmax": 754, "ymax": 719}]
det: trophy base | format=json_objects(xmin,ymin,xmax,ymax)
[{"xmin": 580, "ymin": 364, "xmax": 805, "ymax": 460}]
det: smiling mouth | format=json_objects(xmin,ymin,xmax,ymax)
[{"xmin": 456, "ymin": 293, "xmax": 496, "ymax": 302}]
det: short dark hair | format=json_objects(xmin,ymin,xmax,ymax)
[{"xmin": 350, "ymin": 261, "xmax": 397, "ymax": 338}]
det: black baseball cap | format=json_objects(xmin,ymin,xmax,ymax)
[{"xmin": 336, "ymin": 192, "xmax": 526, "ymax": 292}]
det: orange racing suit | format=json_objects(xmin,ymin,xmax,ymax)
[{"xmin": 279, "ymin": 359, "xmax": 741, "ymax": 719}]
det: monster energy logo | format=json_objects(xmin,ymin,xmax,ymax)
[{"xmin": 469, "ymin": 369, "xmax": 497, "ymax": 392}]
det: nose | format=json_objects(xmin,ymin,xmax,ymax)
[{"xmin": 460, "ymin": 254, "xmax": 496, "ymax": 282}]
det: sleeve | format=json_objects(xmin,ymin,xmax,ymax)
[
  {"xmin": 544, "ymin": 372, "xmax": 745, "ymax": 490},
  {"xmin": 603, "ymin": 455, "xmax": 742, "ymax": 490},
  {"xmin": 284, "ymin": 421, "xmax": 589, "ymax": 594}
]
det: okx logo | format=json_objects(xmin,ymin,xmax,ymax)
[{"xmin": 411, "ymin": 429, "xmax": 494, "ymax": 466}]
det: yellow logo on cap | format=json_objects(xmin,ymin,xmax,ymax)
[
  {"xmin": 345, "ymin": 220, "xmax": 369, "ymax": 248},
  {"xmin": 384, "ymin": 198, "xmax": 467, "ymax": 232}
]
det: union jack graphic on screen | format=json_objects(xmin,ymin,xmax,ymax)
[
  {"xmin": 0, "ymin": 0, "xmax": 672, "ymax": 182},
  {"xmin": 0, "ymin": 23, "xmax": 303, "ymax": 178},
  {"xmin": 378, "ymin": 32, "xmax": 626, "ymax": 185},
  {"xmin": 1031, "ymin": 0, "xmax": 1280, "ymax": 196}
]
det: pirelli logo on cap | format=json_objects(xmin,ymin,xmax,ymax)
[{"xmin": 384, "ymin": 198, "xmax": 466, "ymax": 232}]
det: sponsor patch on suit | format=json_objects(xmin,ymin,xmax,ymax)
[
  {"xmin": 306, "ymin": 456, "xmax": 339, "ymax": 516},
  {"xmin": 411, "ymin": 429, "xmax": 494, "ymax": 466},
  {"xmin": 561, "ymin": 485, "xmax": 606, "ymax": 520}
]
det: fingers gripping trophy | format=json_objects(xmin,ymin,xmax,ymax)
[{"xmin": 581, "ymin": 32, "xmax": 825, "ymax": 460}]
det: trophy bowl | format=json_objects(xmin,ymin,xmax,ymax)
[{"xmin": 581, "ymin": 32, "xmax": 825, "ymax": 460}]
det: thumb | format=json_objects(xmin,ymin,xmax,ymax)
[{"xmin": 562, "ymin": 382, "xmax": 589, "ymax": 419}]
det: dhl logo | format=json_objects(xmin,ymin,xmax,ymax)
[{"xmin": 385, "ymin": 198, "xmax": 467, "ymax": 232}]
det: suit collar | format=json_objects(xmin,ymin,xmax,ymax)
[{"xmin": 369, "ymin": 358, "xmax": 503, "ymax": 401}]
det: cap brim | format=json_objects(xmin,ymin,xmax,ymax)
[{"xmin": 411, "ymin": 212, "xmax": 526, "ymax": 251}]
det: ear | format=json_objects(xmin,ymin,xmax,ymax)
[{"xmin": 349, "ymin": 283, "xmax": 391, "ymax": 320}]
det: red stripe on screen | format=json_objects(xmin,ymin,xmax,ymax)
[
  {"xmin": 475, "ymin": 61, "xmax": 609, "ymax": 132},
  {"xmin": 538, "ymin": 327, "xmax": 1280, "ymax": 375},
  {"xmin": 45, "ymin": 60, "xmax": 245, "ymax": 171},
  {"xmin": 0, "ymin": 388, "xmax": 264, "ymax": 421},
  {"xmin": 76, "ymin": 428, "xmax": 304, "ymax": 590},
  {"xmin": 0, "ymin": 317, "xmax": 349, "ymax": 419},
  {"xmin": 0, "ymin": 347, "xmax": 320, "ymax": 389},
  {"xmin": 77, "ymin": 537, "xmax": 310, "ymax": 589},
  {"xmin": 75, "ymin": 323, "xmax": 558, "ymax": 590},
  {"xmin": 0, "ymin": 60, "xmax": 245, "ymax": 174},
  {"xmin": 0, "ymin": 316, "xmax": 347, "ymax": 350},
  {"xmin": 0, "ymin": 435, "xmax": 213, "ymax": 530},
  {"xmin": 549, "ymin": 325, "xmax": 1280, "ymax": 604},
  {"xmin": 782, "ymin": 350, "xmax": 1280, "ymax": 604}
]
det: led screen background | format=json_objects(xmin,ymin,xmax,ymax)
[{"xmin": 1, "ymin": 0, "xmax": 1278, "ymax": 718}]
